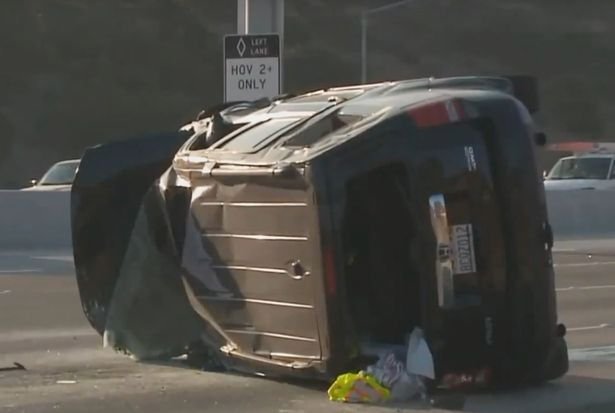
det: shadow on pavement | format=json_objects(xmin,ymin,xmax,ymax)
[
  {"xmin": 137, "ymin": 356, "xmax": 615, "ymax": 412},
  {"xmin": 460, "ymin": 375, "xmax": 615, "ymax": 413}
]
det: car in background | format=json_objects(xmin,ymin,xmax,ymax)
[
  {"xmin": 543, "ymin": 142, "xmax": 615, "ymax": 191},
  {"xmin": 22, "ymin": 159, "xmax": 81, "ymax": 191}
]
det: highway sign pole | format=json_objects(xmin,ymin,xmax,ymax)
[
  {"xmin": 360, "ymin": 0, "xmax": 416, "ymax": 84},
  {"xmin": 237, "ymin": 0, "xmax": 284, "ymax": 36},
  {"xmin": 227, "ymin": 0, "xmax": 284, "ymax": 102},
  {"xmin": 361, "ymin": 13, "xmax": 367, "ymax": 84}
]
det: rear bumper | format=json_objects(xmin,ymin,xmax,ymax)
[
  {"xmin": 536, "ymin": 335, "xmax": 569, "ymax": 382},
  {"xmin": 499, "ymin": 335, "xmax": 569, "ymax": 387}
]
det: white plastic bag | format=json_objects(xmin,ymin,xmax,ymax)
[
  {"xmin": 390, "ymin": 327, "xmax": 435, "ymax": 402},
  {"xmin": 366, "ymin": 352, "xmax": 404, "ymax": 388},
  {"xmin": 389, "ymin": 370, "xmax": 426, "ymax": 402},
  {"xmin": 367, "ymin": 352, "xmax": 423, "ymax": 402},
  {"xmin": 406, "ymin": 327, "xmax": 435, "ymax": 379},
  {"xmin": 362, "ymin": 327, "xmax": 435, "ymax": 403}
]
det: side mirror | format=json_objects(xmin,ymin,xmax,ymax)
[
  {"xmin": 535, "ymin": 132, "xmax": 547, "ymax": 147},
  {"xmin": 30, "ymin": 179, "xmax": 38, "ymax": 186}
]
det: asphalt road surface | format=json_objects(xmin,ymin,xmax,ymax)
[{"xmin": 1, "ymin": 246, "xmax": 615, "ymax": 413}]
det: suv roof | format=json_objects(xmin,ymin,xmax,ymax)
[{"xmin": 175, "ymin": 76, "xmax": 535, "ymax": 168}]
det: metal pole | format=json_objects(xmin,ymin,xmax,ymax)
[
  {"xmin": 237, "ymin": 0, "xmax": 284, "ymax": 35},
  {"xmin": 237, "ymin": 0, "xmax": 249, "ymax": 34},
  {"xmin": 275, "ymin": 0, "xmax": 284, "ymax": 94},
  {"xmin": 360, "ymin": 0, "xmax": 416, "ymax": 85},
  {"xmin": 361, "ymin": 12, "xmax": 367, "ymax": 84},
  {"xmin": 236, "ymin": 0, "xmax": 284, "ymax": 93}
]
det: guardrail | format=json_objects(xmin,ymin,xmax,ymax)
[
  {"xmin": 0, "ymin": 190, "xmax": 71, "ymax": 250},
  {"xmin": 547, "ymin": 190, "xmax": 615, "ymax": 241}
]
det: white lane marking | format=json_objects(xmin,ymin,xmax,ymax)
[
  {"xmin": 569, "ymin": 345, "xmax": 615, "ymax": 362},
  {"xmin": 0, "ymin": 269, "xmax": 42, "ymax": 274},
  {"xmin": 0, "ymin": 289, "xmax": 11, "ymax": 294},
  {"xmin": 567, "ymin": 323, "xmax": 611, "ymax": 332},
  {"xmin": 0, "ymin": 328, "xmax": 98, "ymax": 343},
  {"xmin": 557, "ymin": 284, "xmax": 615, "ymax": 292},
  {"xmin": 554, "ymin": 261, "xmax": 615, "ymax": 268},
  {"xmin": 32, "ymin": 255, "xmax": 73, "ymax": 262}
]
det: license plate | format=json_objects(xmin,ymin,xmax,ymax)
[{"xmin": 451, "ymin": 224, "xmax": 476, "ymax": 274}]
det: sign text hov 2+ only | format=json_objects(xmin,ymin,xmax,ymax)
[{"xmin": 223, "ymin": 34, "xmax": 280, "ymax": 102}]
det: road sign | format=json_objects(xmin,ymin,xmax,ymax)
[{"xmin": 223, "ymin": 34, "xmax": 280, "ymax": 102}]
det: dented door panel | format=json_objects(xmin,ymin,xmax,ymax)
[
  {"xmin": 195, "ymin": 202, "xmax": 309, "ymax": 237},
  {"xmin": 198, "ymin": 235, "xmax": 312, "ymax": 270},
  {"xmin": 181, "ymin": 173, "xmax": 323, "ymax": 362}
]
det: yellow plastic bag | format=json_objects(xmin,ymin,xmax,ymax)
[{"xmin": 327, "ymin": 371, "xmax": 391, "ymax": 403}]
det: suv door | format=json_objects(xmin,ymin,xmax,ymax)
[{"xmin": 178, "ymin": 167, "xmax": 324, "ymax": 368}]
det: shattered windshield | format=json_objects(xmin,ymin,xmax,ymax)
[{"xmin": 546, "ymin": 157, "xmax": 612, "ymax": 180}]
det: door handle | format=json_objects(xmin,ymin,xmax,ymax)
[{"xmin": 286, "ymin": 260, "xmax": 310, "ymax": 280}]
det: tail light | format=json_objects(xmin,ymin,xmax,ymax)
[
  {"xmin": 407, "ymin": 99, "xmax": 469, "ymax": 128},
  {"xmin": 323, "ymin": 247, "xmax": 337, "ymax": 296}
]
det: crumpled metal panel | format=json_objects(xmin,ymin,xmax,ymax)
[
  {"xmin": 181, "ymin": 171, "xmax": 324, "ymax": 363},
  {"xmin": 102, "ymin": 186, "xmax": 205, "ymax": 360},
  {"xmin": 71, "ymin": 131, "xmax": 206, "ymax": 360}
]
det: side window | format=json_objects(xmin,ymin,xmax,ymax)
[
  {"xmin": 610, "ymin": 160, "xmax": 615, "ymax": 179},
  {"xmin": 213, "ymin": 117, "xmax": 300, "ymax": 152}
]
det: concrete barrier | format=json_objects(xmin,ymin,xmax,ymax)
[
  {"xmin": 546, "ymin": 190, "xmax": 615, "ymax": 241},
  {"xmin": 0, "ymin": 186, "xmax": 612, "ymax": 249},
  {"xmin": 0, "ymin": 189, "xmax": 72, "ymax": 249}
]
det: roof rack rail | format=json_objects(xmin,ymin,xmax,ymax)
[{"xmin": 195, "ymin": 96, "xmax": 276, "ymax": 121}]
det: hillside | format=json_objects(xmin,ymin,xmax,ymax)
[{"xmin": 1, "ymin": 0, "xmax": 614, "ymax": 186}]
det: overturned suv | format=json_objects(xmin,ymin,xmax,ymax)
[{"xmin": 71, "ymin": 76, "xmax": 568, "ymax": 387}]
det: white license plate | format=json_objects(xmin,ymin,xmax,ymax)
[{"xmin": 451, "ymin": 224, "xmax": 477, "ymax": 274}]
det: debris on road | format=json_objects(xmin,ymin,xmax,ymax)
[
  {"xmin": 0, "ymin": 362, "xmax": 26, "ymax": 372},
  {"xmin": 328, "ymin": 328, "xmax": 434, "ymax": 404},
  {"xmin": 441, "ymin": 367, "xmax": 492, "ymax": 390},
  {"xmin": 328, "ymin": 371, "xmax": 391, "ymax": 403}
]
